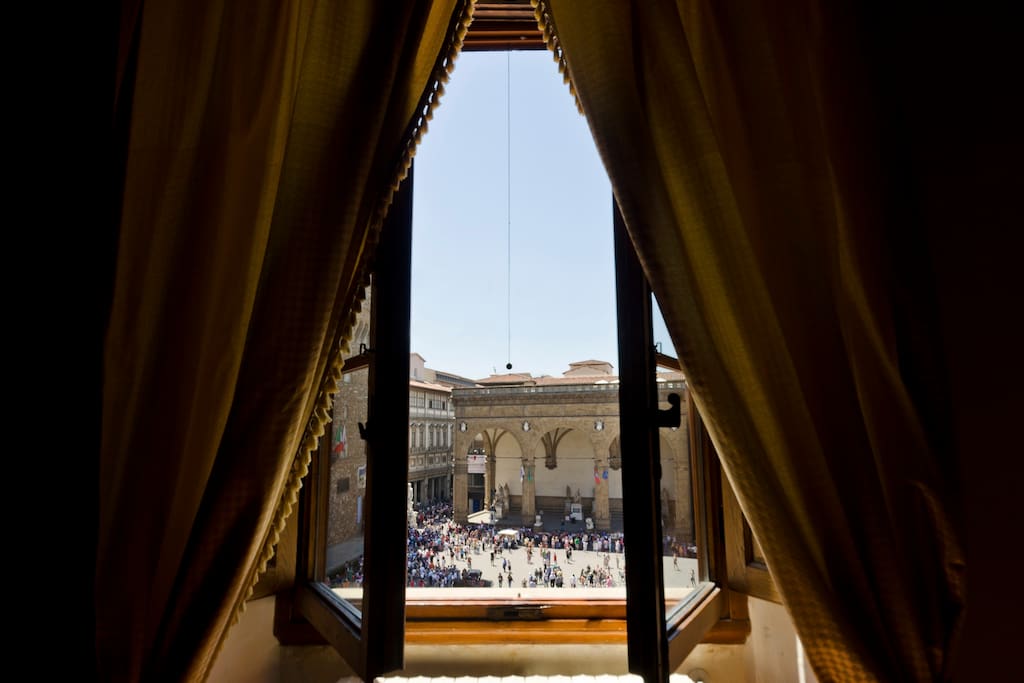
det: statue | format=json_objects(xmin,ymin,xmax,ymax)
[
  {"xmin": 566, "ymin": 485, "xmax": 573, "ymax": 499},
  {"xmin": 573, "ymin": 488, "xmax": 582, "ymax": 504},
  {"xmin": 407, "ymin": 483, "xmax": 417, "ymax": 527}
]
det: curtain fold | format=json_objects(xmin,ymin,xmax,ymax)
[
  {"xmin": 100, "ymin": 1, "xmax": 461, "ymax": 680},
  {"xmin": 538, "ymin": 1, "xmax": 964, "ymax": 681}
]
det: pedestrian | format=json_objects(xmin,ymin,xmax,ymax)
[{"xmin": 689, "ymin": 568, "xmax": 696, "ymax": 587}]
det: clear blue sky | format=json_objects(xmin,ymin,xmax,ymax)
[{"xmin": 411, "ymin": 50, "xmax": 672, "ymax": 381}]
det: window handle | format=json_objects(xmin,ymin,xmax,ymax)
[{"xmin": 656, "ymin": 393, "xmax": 681, "ymax": 429}]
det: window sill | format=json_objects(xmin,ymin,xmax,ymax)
[{"xmin": 401, "ymin": 586, "xmax": 739, "ymax": 648}]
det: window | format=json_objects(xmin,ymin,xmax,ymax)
[{"xmin": 275, "ymin": 7, "xmax": 757, "ymax": 680}]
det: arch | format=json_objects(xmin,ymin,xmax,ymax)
[{"xmin": 541, "ymin": 427, "xmax": 572, "ymax": 469}]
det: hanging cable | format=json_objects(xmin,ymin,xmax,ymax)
[{"xmin": 505, "ymin": 50, "xmax": 513, "ymax": 372}]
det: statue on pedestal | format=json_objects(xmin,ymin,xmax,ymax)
[{"xmin": 408, "ymin": 483, "xmax": 417, "ymax": 527}]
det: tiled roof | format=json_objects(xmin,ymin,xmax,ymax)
[{"xmin": 409, "ymin": 379, "xmax": 452, "ymax": 393}]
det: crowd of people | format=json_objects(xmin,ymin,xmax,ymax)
[{"xmin": 327, "ymin": 499, "xmax": 695, "ymax": 590}]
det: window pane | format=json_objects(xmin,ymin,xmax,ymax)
[
  {"xmin": 653, "ymin": 295, "xmax": 708, "ymax": 616},
  {"xmin": 323, "ymin": 285, "xmax": 371, "ymax": 611}
]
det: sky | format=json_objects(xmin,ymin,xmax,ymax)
[{"xmin": 411, "ymin": 50, "xmax": 673, "ymax": 381}]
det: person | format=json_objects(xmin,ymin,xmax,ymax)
[
  {"xmin": 498, "ymin": 573, "xmax": 503, "ymax": 587},
  {"xmin": 673, "ymin": 552, "xmax": 679, "ymax": 570},
  {"xmin": 689, "ymin": 568, "xmax": 696, "ymax": 587}
]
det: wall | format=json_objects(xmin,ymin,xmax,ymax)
[{"xmin": 209, "ymin": 595, "xmax": 815, "ymax": 683}]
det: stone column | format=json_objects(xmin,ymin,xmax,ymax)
[
  {"xmin": 671, "ymin": 425, "xmax": 693, "ymax": 539},
  {"xmin": 520, "ymin": 457, "xmax": 536, "ymax": 524},
  {"xmin": 593, "ymin": 460, "xmax": 611, "ymax": 530},
  {"xmin": 484, "ymin": 450, "xmax": 495, "ymax": 509},
  {"xmin": 453, "ymin": 427, "xmax": 471, "ymax": 524},
  {"xmin": 588, "ymin": 431, "xmax": 615, "ymax": 531}
]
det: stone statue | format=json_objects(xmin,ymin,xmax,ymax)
[
  {"xmin": 566, "ymin": 485, "xmax": 573, "ymax": 499},
  {"xmin": 574, "ymin": 488, "xmax": 582, "ymax": 504}
]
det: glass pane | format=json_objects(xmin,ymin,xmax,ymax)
[
  {"xmin": 322, "ymin": 284, "xmax": 371, "ymax": 611},
  {"xmin": 653, "ymin": 295, "xmax": 708, "ymax": 615}
]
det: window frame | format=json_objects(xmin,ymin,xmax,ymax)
[{"xmin": 274, "ymin": 13, "xmax": 757, "ymax": 679}]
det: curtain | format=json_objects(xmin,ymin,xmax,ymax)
[
  {"xmin": 100, "ymin": 1, "xmax": 464, "ymax": 680},
  {"xmin": 536, "ymin": 1, "xmax": 965, "ymax": 681}
]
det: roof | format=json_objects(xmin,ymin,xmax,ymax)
[
  {"xmin": 409, "ymin": 379, "xmax": 452, "ymax": 393},
  {"xmin": 475, "ymin": 373, "xmax": 536, "ymax": 386}
]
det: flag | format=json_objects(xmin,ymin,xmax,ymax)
[
  {"xmin": 520, "ymin": 465, "xmax": 525, "ymax": 483},
  {"xmin": 333, "ymin": 423, "xmax": 347, "ymax": 456},
  {"xmin": 602, "ymin": 468, "xmax": 609, "ymax": 480},
  {"xmin": 595, "ymin": 467, "xmax": 601, "ymax": 485}
]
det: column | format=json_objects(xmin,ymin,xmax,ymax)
[
  {"xmin": 484, "ymin": 451, "xmax": 494, "ymax": 509},
  {"xmin": 520, "ymin": 457, "xmax": 536, "ymax": 525},
  {"xmin": 453, "ymin": 428, "xmax": 471, "ymax": 524},
  {"xmin": 593, "ymin": 459, "xmax": 611, "ymax": 530},
  {"xmin": 672, "ymin": 425, "xmax": 693, "ymax": 539}
]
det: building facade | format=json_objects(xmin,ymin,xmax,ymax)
[
  {"xmin": 408, "ymin": 353, "xmax": 456, "ymax": 503},
  {"xmin": 452, "ymin": 360, "xmax": 693, "ymax": 539},
  {"xmin": 326, "ymin": 297, "xmax": 462, "ymax": 569}
]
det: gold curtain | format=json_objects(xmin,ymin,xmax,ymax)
[
  {"xmin": 101, "ymin": 1, "xmax": 463, "ymax": 680},
  {"xmin": 537, "ymin": 1, "xmax": 965, "ymax": 681}
]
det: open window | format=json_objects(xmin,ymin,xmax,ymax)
[{"xmin": 275, "ymin": 5, "xmax": 760, "ymax": 681}]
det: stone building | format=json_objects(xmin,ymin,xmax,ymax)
[
  {"xmin": 452, "ymin": 360, "xmax": 692, "ymax": 539},
  {"xmin": 325, "ymin": 290, "xmax": 372, "ymax": 571},
  {"xmin": 326, "ymin": 290, "xmax": 466, "ymax": 569},
  {"xmin": 407, "ymin": 353, "xmax": 460, "ymax": 504}
]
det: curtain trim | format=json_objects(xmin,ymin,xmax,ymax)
[
  {"xmin": 530, "ymin": 0, "xmax": 583, "ymax": 114},
  {"xmin": 212, "ymin": 0, "xmax": 478, "ymax": 662}
]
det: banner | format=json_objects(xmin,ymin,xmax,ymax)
[
  {"xmin": 333, "ymin": 423, "xmax": 347, "ymax": 457},
  {"xmin": 357, "ymin": 465, "xmax": 366, "ymax": 489}
]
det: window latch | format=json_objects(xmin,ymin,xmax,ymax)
[
  {"xmin": 656, "ymin": 393, "xmax": 681, "ymax": 429},
  {"xmin": 486, "ymin": 604, "xmax": 550, "ymax": 620}
]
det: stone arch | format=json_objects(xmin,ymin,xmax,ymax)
[{"xmin": 541, "ymin": 427, "xmax": 572, "ymax": 469}]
